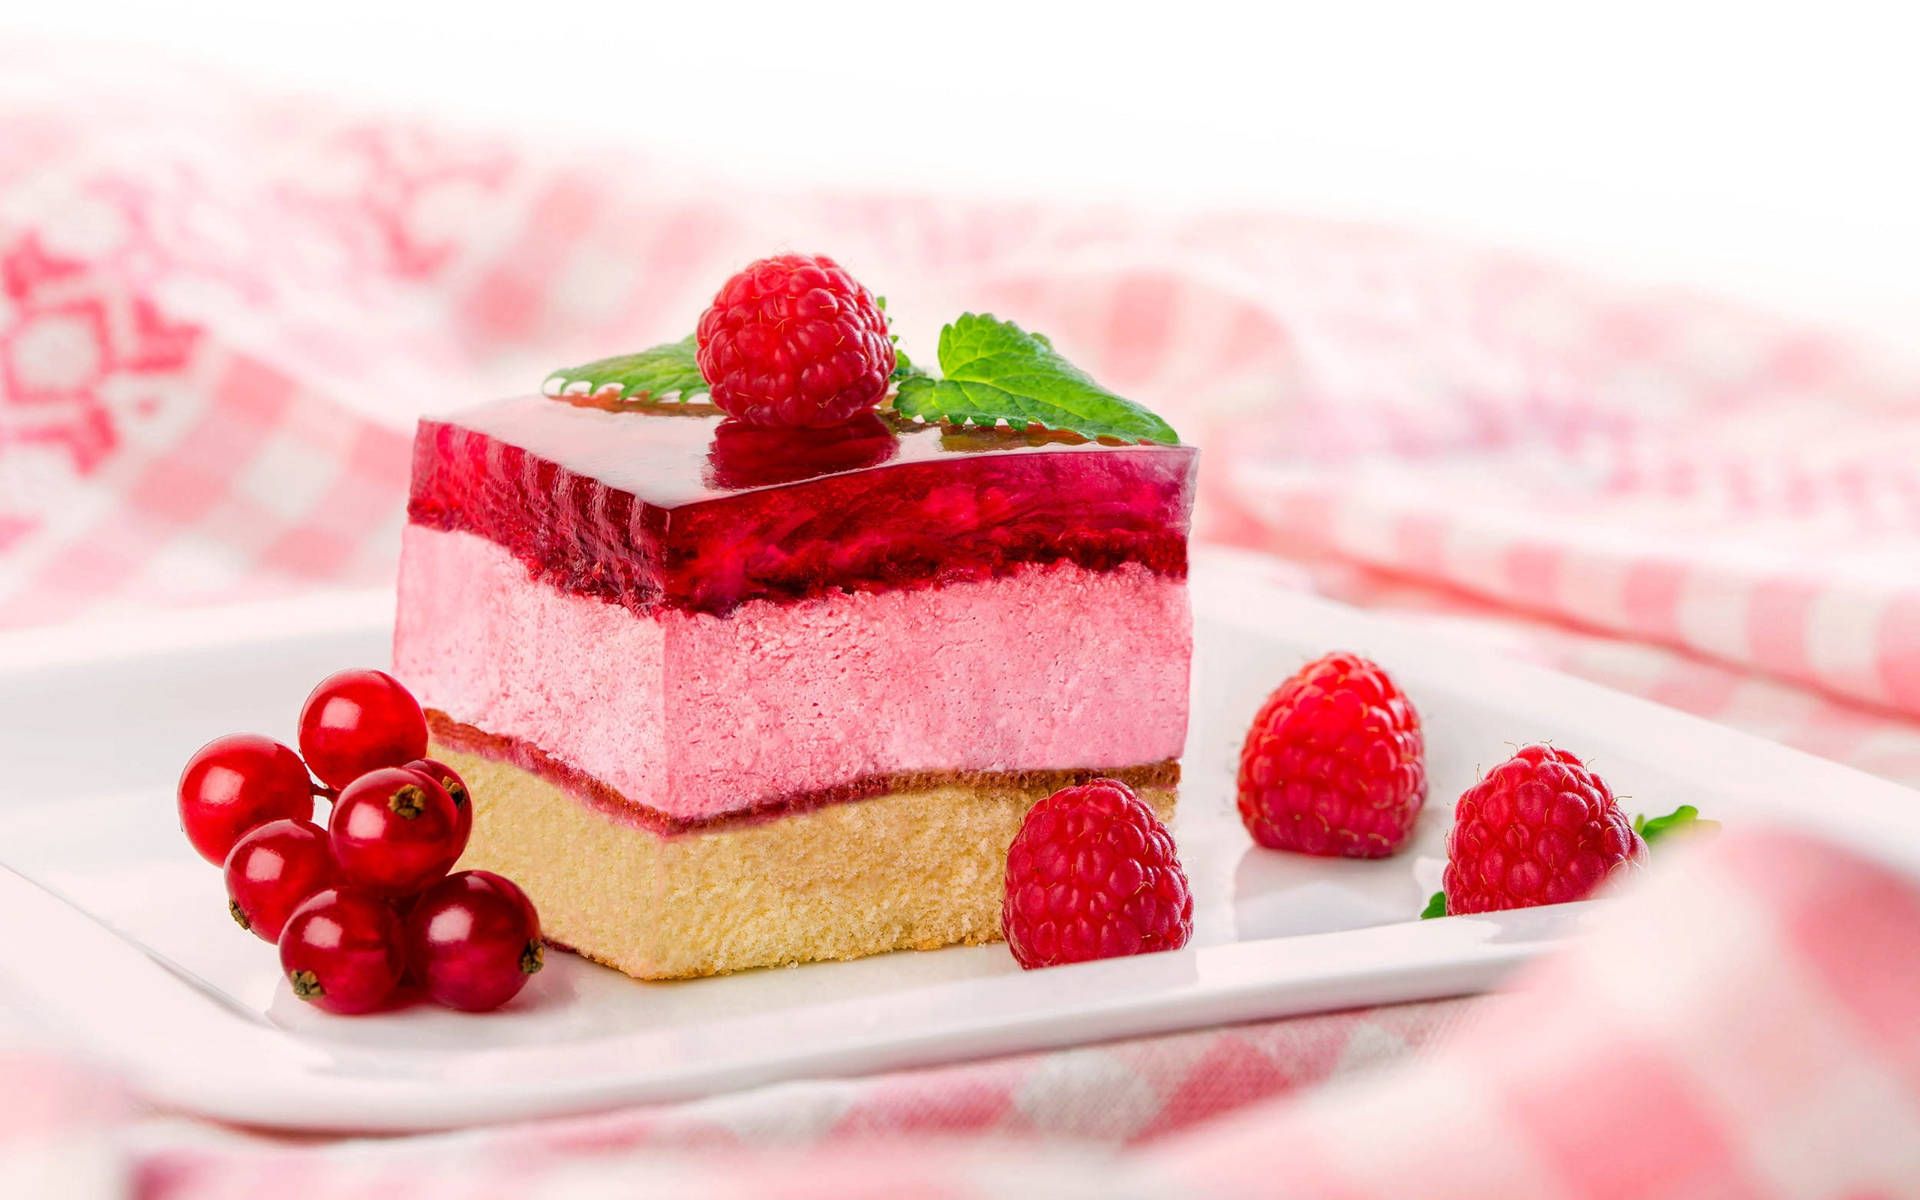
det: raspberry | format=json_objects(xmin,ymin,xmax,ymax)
[
  {"xmin": 695, "ymin": 253, "xmax": 896, "ymax": 428},
  {"xmin": 1236, "ymin": 652, "xmax": 1426, "ymax": 858},
  {"xmin": 1442, "ymin": 744, "xmax": 1647, "ymax": 914},
  {"xmin": 1002, "ymin": 779, "xmax": 1192, "ymax": 969}
]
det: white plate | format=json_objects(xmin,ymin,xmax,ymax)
[{"xmin": 1, "ymin": 548, "xmax": 1915, "ymax": 1132}]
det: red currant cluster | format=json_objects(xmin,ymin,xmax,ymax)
[{"xmin": 176, "ymin": 668, "xmax": 542, "ymax": 1015}]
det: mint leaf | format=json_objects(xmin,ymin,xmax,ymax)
[
  {"xmin": 1420, "ymin": 891, "xmax": 1447, "ymax": 919},
  {"xmin": 1634, "ymin": 805, "xmax": 1719, "ymax": 848},
  {"xmin": 893, "ymin": 313, "xmax": 1179, "ymax": 444},
  {"xmin": 544, "ymin": 335, "xmax": 708, "ymax": 402}
]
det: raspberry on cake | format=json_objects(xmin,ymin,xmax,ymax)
[
  {"xmin": 695, "ymin": 252, "xmax": 896, "ymax": 428},
  {"xmin": 396, "ymin": 271, "xmax": 1196, "ymax": 980}
]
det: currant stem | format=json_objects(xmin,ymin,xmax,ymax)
[
  {"xmin": 289, "ymin": 969, "xmax": 325, "ymax": 1001},
  {"xmin": 311, "ymin": 779, "xmax": 339, "ymax": 801}
]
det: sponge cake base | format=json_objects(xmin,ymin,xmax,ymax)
[{"xmin": 435, "ymin": 739, "xmax": 1178, "ymax": 980}]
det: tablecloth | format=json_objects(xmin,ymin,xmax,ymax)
[{"xmin": 2, "ymin": 43, "xmax": 1917, "ymax": 1199}]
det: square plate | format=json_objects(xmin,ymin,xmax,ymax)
[{"xmin": 2, "ymin": 548, "xmax": 1914, "ymax": 1132}]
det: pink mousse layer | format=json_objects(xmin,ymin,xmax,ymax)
[{"xmin": 394, "ymin": 524, "xmax": 1191, "ymax": 822}]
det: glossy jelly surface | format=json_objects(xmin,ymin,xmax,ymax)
[{"xmin": 407, "ymin": 396, "xmax": 1197, "ymax": 616}]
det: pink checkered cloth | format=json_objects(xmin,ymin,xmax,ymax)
[{"xmin": 3, "ymin": 46, "xmax": 1918, "ymax": 1198}]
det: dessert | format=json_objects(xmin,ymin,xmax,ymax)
[{"xmin": 392, "ymin": 254, "xmax": 1198, "ymax": 980}]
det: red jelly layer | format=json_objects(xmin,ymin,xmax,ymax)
[{"xmin": 406, "ymin": 400, "xmax": 1197, "ymax": 617}]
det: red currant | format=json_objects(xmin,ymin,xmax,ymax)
[
  {"xmin": 298, "ymin": 669, "xmax": 429, "ymax": 790},
  {"xmin": 405, "ymin": 871, "xmax": 544, "ymax": 1012},
  {"xmin": 177, "ymin": 733, "xmax": 315, "ymax": 865},
  {"xmin": 328, "ymin": 766, "xmax": 466, "ymax": 897},
  {"xmin": 278, "ymin": 887, "xmax": 406, "ymax": 1015},
  {"xmin": 404, "ymin": 757, "xmax": 472, "ymax": 847},
  {"xmin": 224, "ymin": 819, "xmax": 336, "ymax": 943}
]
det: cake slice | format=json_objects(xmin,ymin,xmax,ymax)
[{"xmin": 393, "ymin": 256, "xmax": 1196, "ymax": 980}]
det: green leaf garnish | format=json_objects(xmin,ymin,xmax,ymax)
[
  {"xmin": 1420, "ymin": 891, "xmax": 1447, "ymax": 919},
  {"xmin": 1634, "ymin": 804, "xmax": 1719, "ymax": 848},
  {"xmin": 893, "ymin": 313, "xmax": 1179, "ymax": 444},
  {"xmin": 543, "ymin": 335, "xmax": 708, "ymax": 403}
]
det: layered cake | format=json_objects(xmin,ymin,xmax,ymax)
[{"xmin": 392, "ymin": 254, "xmax": 1197, "ymax": 979}]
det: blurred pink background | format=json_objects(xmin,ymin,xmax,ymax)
[{"xmin": 2, "ymin": 7, "xmax": 1918, "ymax": 1196}]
